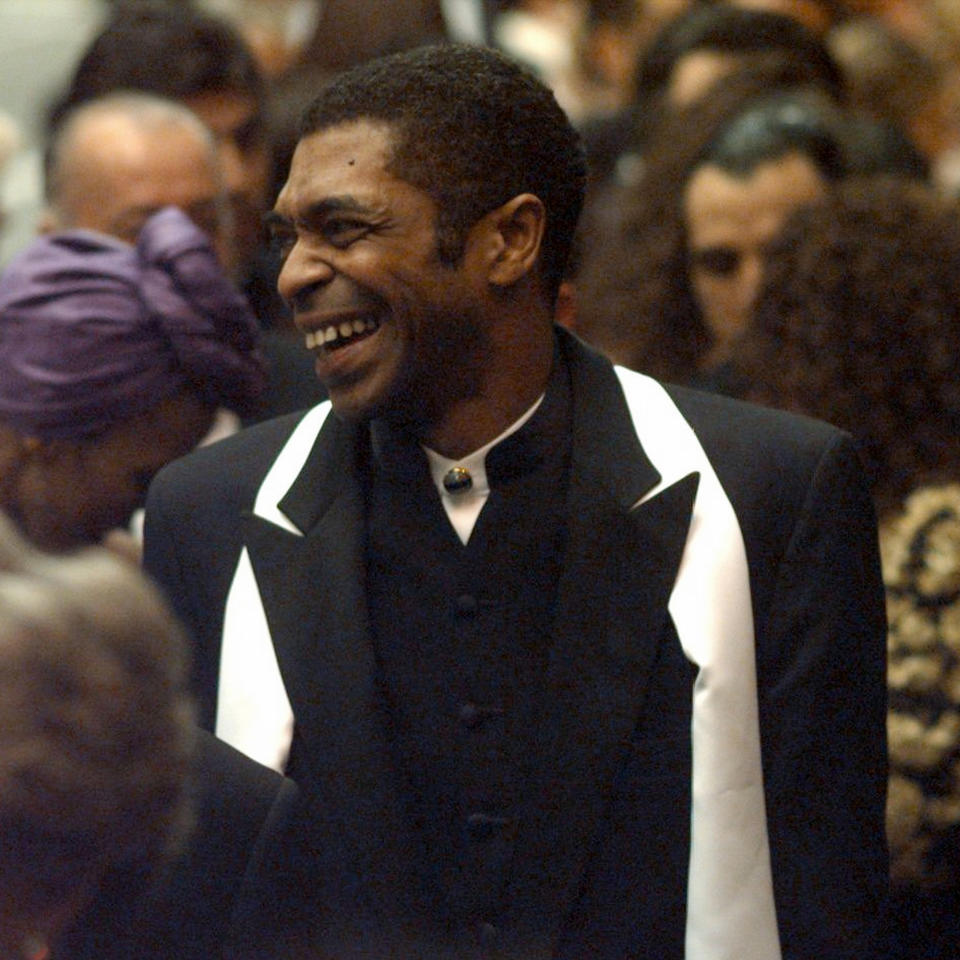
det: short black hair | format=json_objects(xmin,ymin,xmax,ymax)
[
  {"xmin": 48, "ymin": 1, "xmax": 265, "ymax": 133},
  {"xmin": 697, "ymin": 91, "xmax": 847, "ymax": 180},
  {"xmin": 635, "ymin": 3, "xmax": 844, "ymax": 105},
  {"xmin": 300, "ymin": 43, "xmax": 587, "ymax": 302},
  {"xmin": 841, "ymin": 114, "xmax": 930, "ymax": 181}
]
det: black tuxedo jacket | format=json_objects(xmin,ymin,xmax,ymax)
[{"xmin": 143, "ymin": 332, "xmax": 888, "ymax": 959}]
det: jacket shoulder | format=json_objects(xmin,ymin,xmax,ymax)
[
  {"xmin": 664, "ymin": 382, "xmax": 849, "ymax": 472},
  {"xmin": 659, "ymin": 383, "xmax": 875, "ymax": 625},
  {"xmin": 148, "ymin": 409, "xmax": 318, "ymax": 510},
  {"xmin": 661, "ymin": 382, "xmax": 862, "ymax": 527}
]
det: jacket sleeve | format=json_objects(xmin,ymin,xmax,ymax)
[
  {"xmin": 141, "ymin": 413, "xmax": 306, "ymax": 733},
  {"xmin": 142, "ymin": 458, "xmax": 240, "ymax": 730},
  {"xmin": 756, "ymin": 431, "xmax": 889, "ymax": 960}
]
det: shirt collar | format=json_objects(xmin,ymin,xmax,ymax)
[{"xmin": 421, "ymin": 395, "xmax": 544, "ymax": 500}]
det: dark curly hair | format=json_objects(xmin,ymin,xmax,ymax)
[
  {"xmin": 300, "ymin": 43, "xmax": 587, "ymax": 303},
  {"xmin": 738, "ymin": 177, "xmax": 960, "ymax": 516}
]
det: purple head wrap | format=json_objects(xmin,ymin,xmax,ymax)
[{"xmin": 0, "ymin": 207, "xmax": 266, "ymax": 440}]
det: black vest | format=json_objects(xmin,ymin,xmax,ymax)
[{"xmin": 365, "ymin": 361, "xmax": 573, "ymax": 932}]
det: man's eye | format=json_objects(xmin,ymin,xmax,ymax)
[
  {"xmin": 691, "ymin": 247, "xmax": 740, "ymax": 277},
  {"xmin": 323, "ymin": 219, "xmax": 369, "ymax": 247}
]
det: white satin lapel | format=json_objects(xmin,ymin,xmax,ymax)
[
  {"xmin": 615, "ymin": 368, "xmax": 781, "ymax": 960},
  {"xmin": 216, "ymin": 547, "xmax": 293, "ymax": 770},
  {"xmin": 216, "ymin": 402, "xmax": 333, "ymax": 770},
  {"xmin": 253, "ymin": 401, "xmax": 335, "ymax": 531}
]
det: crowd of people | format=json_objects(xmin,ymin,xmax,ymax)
[{"xmin": 0, "ymin": 1, "xmax": 959, "ymax": 958}]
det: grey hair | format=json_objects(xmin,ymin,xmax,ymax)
[{"xmin": 0, "ymin": 512, "xmax": 196, "ymax": 917}]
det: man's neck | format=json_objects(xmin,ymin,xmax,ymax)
[{"xmin": 415, "ymin": 326, "xmax": 555, "ymax": 459}]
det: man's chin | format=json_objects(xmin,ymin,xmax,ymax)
[
  {"xmin": 327, "ymin": 392, "xmax": 426, "ymax": 437},
  {"xmin": 325, "ymin": 387, "xmax": 386, "ymax": 426}
]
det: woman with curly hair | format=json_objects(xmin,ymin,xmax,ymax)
[
  {"xmin": 736, "ymin": 176, "xmax": 960, "ymax": 959},
  {"xmin": 740, "ymin": 177, "xmax": 960, "ymax": 519}
]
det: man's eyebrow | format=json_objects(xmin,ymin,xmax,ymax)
[{"xmin": 264, "ymin": 197, "xmax": 378, "ymax": 231}]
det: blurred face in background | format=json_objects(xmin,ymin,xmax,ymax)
[
  {"xmin": 49, "ymin": 111, "xmax": 232, "ymax": 269},
  {"xmin": 667, "ymin": 49, "xmax": 745, "ymax": 108},
  {"xmin": 683, "ymin": 150, "xmax": 828, "ymax": 366},
  {"xmin": 8, "ymin": 390, "xmax": 214, "ymax": 551},
  {"xmin": 728, "ymin": 0, "xmax": 836, "ymax": 34},
  {"xmin": 185, "ymin": 87, "xmax": 272, "ymax": 275}
]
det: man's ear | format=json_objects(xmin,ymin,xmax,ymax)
[{"xmin": 479, "ymin": 193, "xmax": 546, "ymax": 289}]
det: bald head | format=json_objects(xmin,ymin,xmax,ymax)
[{"xmin": 45, "ymin": 93, "xmax": 234, "ymax": 269}]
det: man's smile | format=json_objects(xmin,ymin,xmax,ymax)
[
  {"xmin": 297, "ymin": 305, "xmax": 395, "ymax": 394},
  {"xmin": 302, "ymin": 314, "xmax": 383, "ymax": 351}
]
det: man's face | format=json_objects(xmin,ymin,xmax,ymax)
[
  {"xmin": 56, "ymin": 116, "xmax": 231, "ymax": 267},
  {"xmin": 270, "ymin": 121, "xmax": 491, "ymax": 432},
  {"xmin": 683, "ymin": 150, "xmax": 827, "ymax": 364},
  {"xmin": 185, "ymin": 89, "xmax": 271, "ymax": 273}
]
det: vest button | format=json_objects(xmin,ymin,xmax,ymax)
[
  {"xmin": 459, "ymin": 702, "xmax": 481, "ymax": 726},
  {"xmin": 458, "ymin": 702, "xmax": 503, "ymax": 727},
  {"xmin": 455, "ymin": 593, "xmax": 478, "ymax": 616},
  {"xmin": 443, "ymin": 466, "xmax": 473, "ymax": 493},
  {"xmin": 465, "ymin": 812, "xmax": 511, "ymax": 840},
  {"xmin": 476, "ymin": 921, "xmax": 499, "ymax": 946}
]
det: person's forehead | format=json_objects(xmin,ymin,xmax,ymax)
[
  {"xmin": 278, "ymin": 121, "xmax": 407, "ymax": 210},
  {"xmin": 686, "ymin": 154, "xmax": 823, "ymax": 214},
  {"xmin": 668, "ymin": 49, "xmax": 743, "ymax": 108},
  {"xmin": 115, "ymin": 155, "xmax": 219, "ymax": 212},
  {"xmin": 95, "ymin": 390, "xmax": 214, "ymax": 458},
  {"xmin": 78, "ymin": 135, "xmax": 221, "ymax": 235},
  {"xmin": 73, "ymin": 117, "xmax": 215, "ymax": 180},
  {"xmin": 685, "ymin": 154, "xmax": 826, "ymax": 247},
  {"xmin": 296, "ymin": 121, "xmax": 395, "ymax": 173}
]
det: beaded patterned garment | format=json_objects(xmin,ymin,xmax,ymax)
[{"xmin": 884, "ymin": 483, "xmax": 960, "ymax": 887}]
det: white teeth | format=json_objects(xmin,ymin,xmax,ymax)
[{"xmin": 304, "ymin": 318, "xmax": 380, "ymax": 350}]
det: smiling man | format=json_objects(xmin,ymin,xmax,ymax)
[{"xmin": 143, "ymin": 44, "xmax": 888, "ymax": 960}]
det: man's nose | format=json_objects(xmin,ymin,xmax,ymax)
[{"xmin": 276, "ymin": 241, "xmax": 335, "ymax": 309}]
